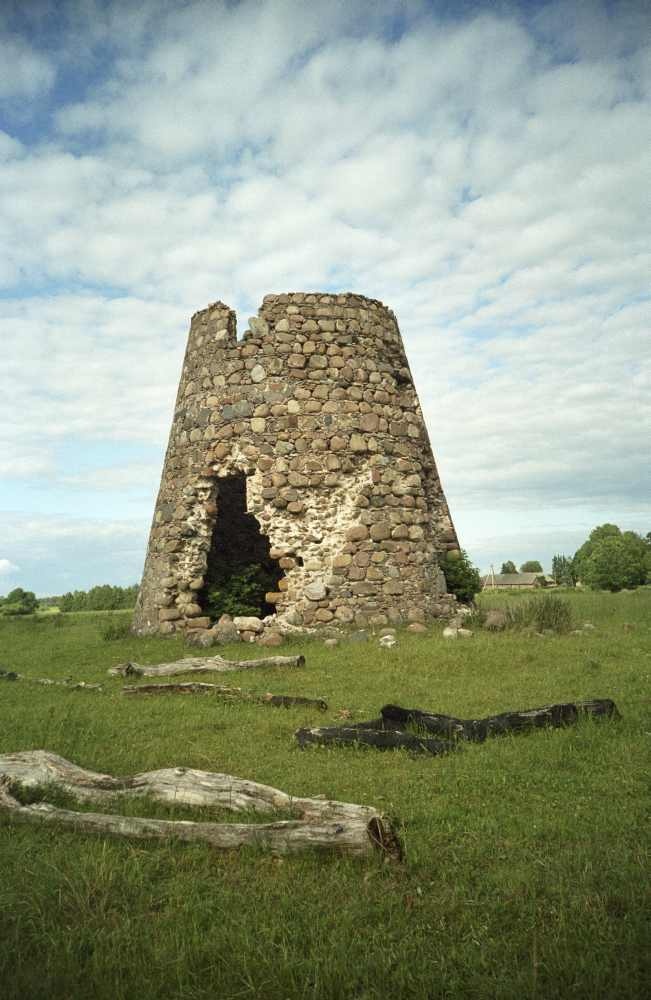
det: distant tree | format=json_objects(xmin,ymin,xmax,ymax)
[
  {"xmin": 1, "ymin": 587, "xmax": 38, "ymax": 616},
  {"xmin": 644, "ymin": 533, "xmax": 651, "ymax": 582},
  {"xmin": 520, "ymin": 561, "xmax": 543, "ymax": 574},
  {"xmin": 37, "ymin": 595, "xmax": 60, "ymax": 609},
  {"xmin": 551, "ymin": 554, "xmax": 576, "ymax": 586},
  {"xmin": 442, "ymin": 549, "xmax": 482, "ymax": 604},
  {"xmin": 573, "ymin": 524, "xmax": 648, "ymax": 591},
  {"xmin": 59, "ymin": 590, "xmax": 85, "ymax": 612},
  {"xmin": 589, "ymin": 524, "xmax": 621, "ymax": 543},
  {"xmin": 621, "ymin": 532, "xmax": 649, "ymax": 585},
  {"xmin": 573, "ymin": 524, "xmax": 620, "ymax": 579},
  {"xmin": 500, "ymin": 560, "xmax": 516, "ymax": 574},
  {"xmin": 581, "ymin": 538, "xmax": 632, "ymax": 592}
]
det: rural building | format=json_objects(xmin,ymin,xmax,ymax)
[
  {"xmin": 481, "ymin": 572, "xmax": 551, "ymax": 590},
  {"xmin": 134, "ymin": 292, "xmax": 459, "ymax": 638}
]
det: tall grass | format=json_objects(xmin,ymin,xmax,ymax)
[{"xmin": 503, "ymin": 592, "xmax": 574, "ymax": 633}]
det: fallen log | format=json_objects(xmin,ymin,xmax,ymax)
[
  {"xmin": 108, "ymin": 653, "xmax": 305, "ymax": 678},
  {"xmin": 0, "ymin": 668, "xmax": 102, "ymax": 691},
  {"xmin": 0, "ymin": 778, "xmax": 399, "ymax": 859},
  {"xmin": 0, "ymin": 750, "xmax": 380, "ymax": 824},
  {"xmin": 122, "ymin": 682, "xmax": 326, "ymax": 710},
  {"xmin": 380, "ymin": 698, "xmax": 620, "ymax": 742},
  {"xmin": 295, "ymin": 724, "xmax": 457, "ymax": 756}
]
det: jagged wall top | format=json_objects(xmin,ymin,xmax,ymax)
[{"xmin": 186, "ymin": 292, "xmax": 409, "ymax": 370}]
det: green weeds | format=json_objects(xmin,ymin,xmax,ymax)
[{"xmin": 100, "ymin": 616, "xmax": 133, "ymax": 641}]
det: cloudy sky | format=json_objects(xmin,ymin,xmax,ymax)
[{"xmin": 1, "ymin": 0, "xmax": 649, "ymax": 596}]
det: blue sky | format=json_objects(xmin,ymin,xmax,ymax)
[{"xmin": 1, "ymin": 0, "xmax": 649, "ymax": 595}]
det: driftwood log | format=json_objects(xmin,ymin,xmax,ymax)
[
  {"xmin": 0, "ymin": 750, "xmax": 401, "ymax": 859},
  {"xmin": 108, "ymin": 654, "xmax": 305, "ymax": 678},
  {"xmin": 0, "ymin": 779, "xmax": 398, "ymax": 859},
  {"xmin": 0, "ymin": 751, "xmax": 373, "ymax": 820},
  {"xmin": 0, "ymin": 668, "xmax": 102, "ymax": 691},
  {"xmin": 295, "ymin": 724, "xmax": 457, "ymax": 756},
  {"xmin": 122, "ymin": 682, "xmax": 327, "ymax": 711},
  {"xmin": 380, "ymin": 698, "xmax": 620, "ymax": 742}
]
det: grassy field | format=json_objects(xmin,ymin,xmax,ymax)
[{"xmin": 0, "ymin": 589, "xmax": 649, "ymax": 999}]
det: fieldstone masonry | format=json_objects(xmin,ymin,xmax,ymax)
[{"xmin": 133, "ymin": 292, "xmax": 460, "ymax": 638}]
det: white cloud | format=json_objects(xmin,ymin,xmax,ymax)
[
  {"xmin": 0, "ymin": 558, "xmax": 19, "ymax": 576},
  {"xmin": 0, "ymin": 0, "xmax": 649, "ymax": 586},
  {"xmin": 0, "ymin": 514, "xmax": 146, "ymax": 594},
  {"xmin": 0, "ymin": 34, "xmax": 55, "ymax": 99},
  {"xmin": 0, "ymin": 294, "xmax": 188, "ymax": 452},
  {"xmin": 61, "ymin": 464, "xmax": 161, "ymax": 491},
  {"xmin": 0, "ymin": 450, "xmax": 55, "ymax": 479}
]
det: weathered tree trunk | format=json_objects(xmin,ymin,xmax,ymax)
[
  {"xmin": 0, "ymin": 669, "xmax": 102, "ymax": 691},
  {"xmin": 295, "ymin": 724, "xmax": 457, "ymax": 756},
  {"xmin": 380, "ymin": 698, "xmax": 620, "ymax": 742},
  {"xmin": 108, "ymin": 654, "xmax": 305, "ymax": 678},
  {"xmin": 0, "ymin": 779, "xmax": 399, "ymax": 859},
  {"xmin": 0, "ymin": 750, "xmax": 379, "ymax": 824},
  {"xmin": 121, "ymin": 682, "xmax": 326, "ymax": 710}
]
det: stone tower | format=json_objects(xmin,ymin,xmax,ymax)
[{"xmin": 133, "ymin": 292, "xmax": 459, "ymax": 637}]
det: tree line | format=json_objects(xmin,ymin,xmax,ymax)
[
  {"xmin": 500, "ymin": 561, "xmax": 543, "ymax": 574},
  {"xmin": 58, "ymin": 584, "xmax": 139, "ymax": 611},
  {"xmin": 0, "ymin": 584, "xmax": 139, "ymax": 615},
  {"xmin": 500, "ymin": 524, "xmax": 650, "ymax": 592}
]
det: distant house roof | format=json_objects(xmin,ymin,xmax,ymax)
[{"xmin": 481, "ymin": 572, "xmax": 544, "ymax": 587}]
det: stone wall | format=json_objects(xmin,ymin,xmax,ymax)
[{"xmin": 133, "ymin": 292, "xmax": 460, "ymax": 637}]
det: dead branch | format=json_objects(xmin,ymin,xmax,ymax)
[
  {"xmin": 0, "ymin": 669, "xmax": 102, "ymax": 691},
  {"xmin": 121, "ymin": 682, "xmax": 326, "ymax": 710},
  {"xmin": 108, "ymin": 654, "xmax": 306, "ymax": 678}
]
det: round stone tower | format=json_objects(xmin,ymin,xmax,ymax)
[{"xmin": 133, "ymin": 292, "xmax": 459, "ymax": 636}]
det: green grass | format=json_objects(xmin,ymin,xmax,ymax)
[{"xmin": 0, "ymin": 590, "xmax": 649, "ymax": 1000}]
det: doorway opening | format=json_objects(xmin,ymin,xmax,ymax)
[{"xmin": 200, "ymin": 475, "xmax": 281, "ymax": 620}]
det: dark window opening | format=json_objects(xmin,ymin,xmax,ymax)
[{"xmin": 200, "ymin": 475, "xmax": 282, "ymax": 621}]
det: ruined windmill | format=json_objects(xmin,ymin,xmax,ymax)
[{"xmin": 133, "ymin": 292, "xmax": 459, "ymax": 638}]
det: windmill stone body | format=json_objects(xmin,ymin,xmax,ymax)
[{"xmin": 133, "ymin": 292, "xmax": 459, "ymax": 638}]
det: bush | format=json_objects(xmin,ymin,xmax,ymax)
[
  {"xmin": 0, "ymin": 588, "xmax": 38, "ymax": 616},
  {"xmin": 204, "ymin": 562, "xmax": 278, "ymax": 620},
  {"xmin": 1, "ymin": 603, "xmax": 32, "ymax": 617},
  {"xmin": 100, "ymin": 617, "xmax": 133, "ymax": 641},
  {"xmin": 442, "ymin": 549, "xmax": 482, "ymax": 604},
  {"xmin": 504, "ymin": 593, "xmax": 573, "ymax": 633}
]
